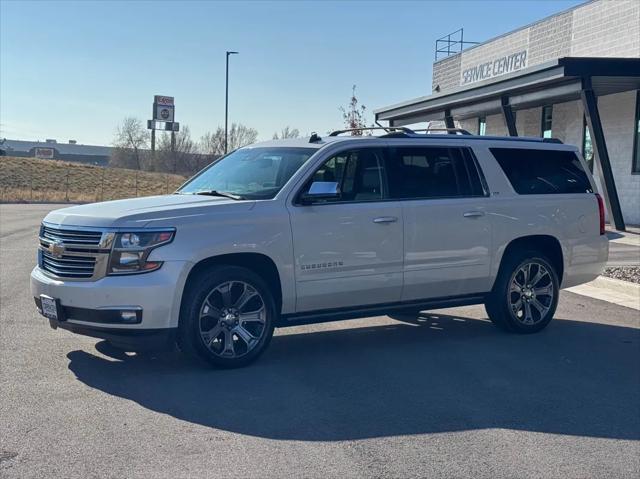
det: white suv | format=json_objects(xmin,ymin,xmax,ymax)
[{"xmin": 31, "ymin": 129, "xmax": 609, "ymax": 367}]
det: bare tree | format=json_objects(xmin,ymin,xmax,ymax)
[
  {"xmin": 199, "ymin": 123, "xmax": 258, "ymax": 156},
  {"xmin": 156, "ymin": 126, "xmax": 199, "ymax": 174},
  {"xmin": 339, "ymin": 85, "xmax": 370, "ymax": 135},
  {"xmin": 199, "ymin": 128, "xmax": 226, "ymax": 157},
  {"xmin": 272, "ymin": 126, "xmax": 300, "ymax": 140},
  {"xmin": 111, "ymin": 117, "xmax": 148, "ymax": 169},
  {"xmin": 228, "ymin": 123, "xmax": 258, "ymax": 151}
]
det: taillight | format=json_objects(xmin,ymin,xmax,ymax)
[{"xmin": 595, "ymin": 193, "xmax": 605, "ymax": 235}]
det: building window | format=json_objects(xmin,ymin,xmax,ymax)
[
  {"xmin": 478, "ymin": 116, "xmax": 486, "ymax": 136},
  {"xmin": 582, "ymin": 116, "xmax": 594, "ymax": 172},
  {"xmin": 541, "ymin": 105, "xmax": 553, "ymax": 138},
  {"xmin": 634, "ymin": 91, "xmax": 640, "ymax": 173}
]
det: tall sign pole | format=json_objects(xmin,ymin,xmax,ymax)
[
  {"xmin": 148, "ymin": 95, "xmax": 179, "ymax": 165},
  {"xmin": 225, "ymin": 51, "xmax": 238, "ymax": 154}
]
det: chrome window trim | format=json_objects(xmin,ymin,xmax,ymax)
[{"xmin": 291, "ymin": 146, "xmax": 389, "ymax": 207}]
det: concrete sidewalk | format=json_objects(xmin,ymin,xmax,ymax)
[
  {"xmin": 567, "ymin": 276, "xmax": 640, "ymax": 311},
  {"xmin": 607, "ymin": 226, "xmax": 640, "ymax": 247},
  {"xmin": 606, "ymin": 227, "xmax": 640, "ymax": 267},
  {"xmin": 566, "ymin": 227, "xmax": 640, "ymax": 310}
]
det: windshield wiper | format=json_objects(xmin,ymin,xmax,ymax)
[{"xmin": 193, "ymin": 190, "xmax": 246, "ymax": 200}]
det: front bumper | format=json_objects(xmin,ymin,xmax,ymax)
[
  {"xmin": 30, "ymin": 260, "xmax": 191, "ymax": 333},
  {"xmin": 44, "ymin": 316, "xmax": 177, "ymax": 351}
]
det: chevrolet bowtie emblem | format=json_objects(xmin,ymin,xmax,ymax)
[{"xmin": 48, "ymin": 241, "xmax": 65, "ymax": 259}]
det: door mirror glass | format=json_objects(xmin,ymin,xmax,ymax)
[{"xmin": 301, "ymin": 181, "xmax": 340, "ymax": 203}]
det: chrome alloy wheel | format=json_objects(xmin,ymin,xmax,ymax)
[
  {"xmin": 508, "ymin": 261, "xmax": 555, "ymax": 325},
  {"xmin": 198, "ymin": 281, "xmax": 267, "ymax": 359}
]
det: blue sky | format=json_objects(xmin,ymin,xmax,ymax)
[{"xmin": 1, "ymin": 0, "xmax": 583, "ymax": 146}]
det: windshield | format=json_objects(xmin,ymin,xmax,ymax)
[{"xmin": 178, "ymin": 147, "xmax": 316, "ymax": 199}]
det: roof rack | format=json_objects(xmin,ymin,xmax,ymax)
[
  {"xmin": 379, "ymin": 127, "xmax": 471, "ymax": 138},
  {"xmin": 412, "ymin": 128, "xmax": 472, "ymax": 135},
  {"xmin": 329, "ymin": 126, "xmax": 472, "ymax": 137},
  {"xmin": 328, "ymin": 127, "xmax": 413, "ymax": 136},
  {"xmin": 326, "ymin": 126, "xmax": 563, "ymax": 144}
]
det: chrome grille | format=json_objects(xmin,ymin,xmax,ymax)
[
  {"xmin": 42, "ymin": 226, "xmax": 103, "ymax": 246},
  {"xmin": 41, "ymin": 251, "xmax": 96, "ymax": 278},
  {"xmin": 38, "ymin": 223, "xmax": 111, "ymax": 281}
]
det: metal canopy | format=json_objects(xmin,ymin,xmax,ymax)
[
  {"xmin": 374, "ymin": 57, "xmax": 639, "ymax": 232},
  {"xmin": 375, "ymin": 57, "xmax": 640, "ymax": 126}
]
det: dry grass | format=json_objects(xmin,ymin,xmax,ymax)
[{"xmin": 0, "ymin": 156, "xmax": 187, "ymax": 203}]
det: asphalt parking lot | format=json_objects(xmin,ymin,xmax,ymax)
[{"xmin": 1, "ymin": 204, "xmax": 639, "ymax": 478}]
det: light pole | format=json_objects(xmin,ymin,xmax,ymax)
[{"xmin": 225, "ymin": 51, "xmax": 239, "ymax": 154}]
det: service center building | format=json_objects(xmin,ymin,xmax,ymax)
[{"xmin": 375, "ymin": 0, "xmax": 640, "ymax": 229}]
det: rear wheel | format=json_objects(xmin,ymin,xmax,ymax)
[
  {"xmin": 485, "ymin": 251, "xmax": 559, "ymax": 333},
  {"xmin": 178, "ymin": 266, "xmax": 276, "ymax": 368}
]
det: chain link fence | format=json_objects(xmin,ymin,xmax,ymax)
[{"xmin": 0, "ymin": 157, "xmax": 186, "ymax": 203}]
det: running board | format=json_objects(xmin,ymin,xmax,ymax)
[{"xmin": 279, "ymin": 294, "xmax": 487, "ymax": 327}]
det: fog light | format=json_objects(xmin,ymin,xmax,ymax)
[{"xmin": 120, "ymin": 310, "xmax": 139, "ymax": 323}]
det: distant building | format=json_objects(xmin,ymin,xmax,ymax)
[{"xmin": 2, "ymin": 139, "xmax": 112, "ymax": 166}]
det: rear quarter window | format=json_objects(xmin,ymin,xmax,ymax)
[{"xmin": 490, "ymin": 147, "xmax": 593, "ymax": 195}]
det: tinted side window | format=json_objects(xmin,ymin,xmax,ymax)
[
  {"xmin": 490, "ymin": 148, "xmax": 593, "ymax": 195},
  {"xmin": 307, "ymin": 149, "xmax": 384, "ymax": 203},
  {"xmin": 386, "ymin": 147, "xmax": 482, "ymax": 199}
]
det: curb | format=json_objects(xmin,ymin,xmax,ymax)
[
  {"xmin": 592, "ymin": 276, "xmax": 640, "ymax": 296},
  {"xmin": 566, "ymin": 276, "xmax": 640, "ymax": 311}
]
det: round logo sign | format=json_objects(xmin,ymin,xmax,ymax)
[{"xmin": 160, "ymin": 108, "xmax": 170, "ymax": 120}]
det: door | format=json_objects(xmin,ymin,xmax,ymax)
[
  {"xmin": 287, "ymin": 147, "xmax": 404, "ymax": 312},
  {"xmin": 385, "ymin": 145, "xmax": 492, "ymax": 300}
]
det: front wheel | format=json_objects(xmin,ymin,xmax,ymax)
[
  {"xmin": 485, "ymin": 252, "xmax": 559, "ymax": 334},
  {"xmin": 178, "ymin": 266, "xmax": 276, "ymax": 368}
]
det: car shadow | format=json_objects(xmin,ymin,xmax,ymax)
[
  {"xmin": 67, "ymin": 313, "xmax": 640, "ymax": 442},
  {"xmin": 606, "ymin": 231, "xmax": 625, "ymax": 240}
]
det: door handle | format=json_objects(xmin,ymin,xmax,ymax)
[
  {"xmin": 373, "ymin": 216, "xmax": 398, "ymax": 224},
  {"xmin": 463, "ymin": 211, "xmax": 485, "ymax": 218}
]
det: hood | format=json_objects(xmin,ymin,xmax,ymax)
[{"xmin": 44, "ymin": 194, "xmax": 255, "ymax": 228}]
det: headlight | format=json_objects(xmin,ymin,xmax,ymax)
[{"xmin": 108, "ymin": 230, "xmax": 174, "ymax": 275}]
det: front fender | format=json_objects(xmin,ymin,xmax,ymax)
[{"xmin": 147, "ymin": 202, "xmax": 295, "ymax": 314}]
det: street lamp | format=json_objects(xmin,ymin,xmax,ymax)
[{"xmin": 225, "ymin": 51, "xmax": 239, "ymax": 154}]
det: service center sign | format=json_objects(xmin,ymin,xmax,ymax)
[
  {"xmin": 153, "ymin": 95, "xmax": 175, "ymax": 122},
  {"xmin": 461, "ymin": 50, "xmax": 527, "ymax": 85}
]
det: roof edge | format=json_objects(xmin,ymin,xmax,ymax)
[
  {"xmin": 433, "ymin": 0, "xmax": 594, "ymax": 66},
  {"xmin": 374, "ymin": 59, "xmax": 562, "ymax": 116}
]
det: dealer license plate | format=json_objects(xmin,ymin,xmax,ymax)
[{"xmin": 40, "ymin": 295, "xmax": 59, "ymax": 320}]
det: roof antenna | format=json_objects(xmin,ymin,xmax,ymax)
[{"xmin": 309, "ymin": 132, "xmax": 321, "ymax": 143}]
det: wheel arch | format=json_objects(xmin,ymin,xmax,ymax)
[
  {"xmin": 181, "ymin": 253, "xmax": 283, "ymax": 315},
  {"xmin": 494, "ymin": 235, "xmax": 565, "ymax": 288}
]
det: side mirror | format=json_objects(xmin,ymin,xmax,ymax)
[{"xmin": 300, "ymin": 181, "xmax": 340, "ymax": 204}]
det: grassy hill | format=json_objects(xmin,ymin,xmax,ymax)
[{"xmin": 0, "ymin": 156, "xmax": 187, "ymax": 203}]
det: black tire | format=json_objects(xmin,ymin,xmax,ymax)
[
  {"xmin": 178, "ymin": 265, "xmax": 276, "ymax": 368},
  {"xmin": 485, "ymin": 250, "xmax": 559, "ymax": 334}
]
